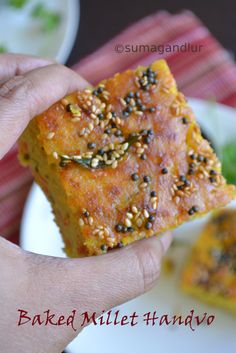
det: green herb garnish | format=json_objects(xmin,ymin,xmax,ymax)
[
  {"xmin": 0, "ymin": 45, "xmax": 7, "ymax": 53},
  {"xmin": 8, "ymin": 0, "xmax": 28, "ymax": 8},
  {"xmin": 59, "ymin": 134, "xmax": 139, "ymax": 169},
  {"xmin": 222, "ymin": 141, "xmax": 236, "ymax": 185},
  {"xmin": 31, "ymin": 3, "xmax": 61, "ymax": 32}
]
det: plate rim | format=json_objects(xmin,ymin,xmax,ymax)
[{"xmin": 56, "ymin": 0, "xmax": 80, "ymax": 64}]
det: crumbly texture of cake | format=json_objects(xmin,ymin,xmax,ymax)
[
  {"xmin": 18, "ymin": 60, "xmax": 236, "ymax": 257},
  {"xmin": 181, "ymin": 209, "xmax": 236, "ymax": 314}
]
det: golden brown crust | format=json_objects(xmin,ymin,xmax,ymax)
[
  {"xmin": 18, "ymin": 60, "xmax": 236, "ymax": 257},
  {"xmin": 181, "ymin": 209, "xmax": 236, "ymax": 314}
]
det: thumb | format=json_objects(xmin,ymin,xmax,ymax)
[
  {"xmin": 12, "ymin": 233, "xmax": 172, "ymax": 351},
  {"xmin": 66, "ymin": 232, "xmax": 172, "ymax": 313}
]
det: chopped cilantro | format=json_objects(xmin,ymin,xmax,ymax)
[
  {"xmin": 0, "ymin": 45, "xmax": 7, "ymax": 53},
  {"xmin": 8, "ymin": 0, "xmax": 28, "ymax": 8},
  {"xmin": 31, "ymin": 3, "xmax": 61, "ymax": 32},
  {"xmin": 222, "ymin": 141, "xmax": 236, "ymax": 185}
]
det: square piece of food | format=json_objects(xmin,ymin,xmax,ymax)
[
  {"xmin": 18, "ymin": 60, "xmax": 235, "ymax": 257},
  {"xmin": 181, "ymin": 209, "xmax": 236, "ymax": 314}
]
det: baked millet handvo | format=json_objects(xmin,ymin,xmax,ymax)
[{"xmin": 18, "ymin": 60, "xmax": 236, "ymax": 257}]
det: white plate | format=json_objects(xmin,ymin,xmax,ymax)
[
  {"xmin": 0, "ymin": 0, "xmax": 80, "ymax": 64},
  {"xmin": 20, "ymin": 98, "xmax": 236, "ymax": 353}
]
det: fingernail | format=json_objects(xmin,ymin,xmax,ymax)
[{"xmin": 159, "ymin": 232, "xmax": 173, "ymax": 254}]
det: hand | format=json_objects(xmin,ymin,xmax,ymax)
[{"xmin": 0, "ymin": 54, "xmax": 172, "ymax": 353}]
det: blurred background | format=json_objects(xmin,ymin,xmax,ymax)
[
  {"xmin": 0, "ymin": 0, "xmax": 235, "ymax": 65},
  {"xmin": 68, "ymin": 0, "xmax": 236, "ymax": 65}
]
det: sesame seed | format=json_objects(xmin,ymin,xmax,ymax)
[
  {"xmin": 131, "ymin": 173, "xmax": 139, "ymax": 181},
  {"xmin": 174, "ymin": 196, "xmax": 181, "ymax": 204},
  {"xmin": 148, "ymin": 215, "xmax": 155, "ymax": 222},
  {"xmin": 144, "ymin": 209, "xmax": 149, "ymax": 218},
  {"xmin": 87, "ymin": 142, "xmax": 96, "ymax": 149},
  {"xmin": 88, "ymin": 216, "xmax": 94, "ymax": 225},
  {"xmin": 190, "ymin": 153, "xmax": 197, "ymax": 160},
  {"xmin": 143, "ymin": 136, "xmax": 151, "ymax": 144},
  {"xmin": 91, "ymin": 105, "xmax": 97, "ymax": 113},
  {"xmin": 140, "ymin": 154, "xmax": 147, "ymax": 160},
  {"xmin": 128, "ymin": 92, "xmax": 135, "ymax": 98},
  {"xmin": 189, "ymin": 162, "xmax": 195, "ymax": 169},
  {"xmin": 79, "ymin": 218, "xmax": 84, "ymax": 226},
  {"xmin": 53, "ymin": 152, "xmax": 58, "ymax": 159},
  {"xmin": 182, "ymin": 117, "xmax": 188, "ymax": 124},
  {"xmin": 161, "ymin": 168, "xmax": 168, "ymax": 175},
  {"xmin": 91, "ymin": 158, "xmax": 99, "ymax": 168},
  {"xmin": 123, "ymin": 110, "xmax": 130, "ymax": 117},
  {"xmin": 115, "ymin": 130, "xmax": 122, "ymax": 137},
  {"xmin": 125, "ymin": 218, "xmax": 132, "ymax": 227},
  {"xmin": 150, "ymin": 191, "xmax": 157, "ymax": 197},
  {"xmin": 98, "ymin": 113, "xmax": 104, "ymax": 120},
  {"xmin": 115, "ymin": 224, "xmax": 123, "ymax": 232},
  {"xmin": 61, "ymin": 98, "xmax": 69, "ymax": 106},
  {"xmin": 122, "ymin": 226, "xmax": 128, "ymax": 233},
  {"xmin": 88, "ymin": 123, "xmax": 94, "ymax": 131},
  {"xmin": 112, "ymin": 161, "xmax": 118, "ymax": 169},
  {"xmin": 135, "ymin": 111, "xmax": 144, "ymax": 116},
  {"xmin": 97, "ymin": 86, "xmax": 104, "ymax": 94},
  {"xmin": 71, "ymin": 117, "xmax": 81, "ymax": 122},
  {"xmin": 188, "ymin": 168, "xmax": 195, "ymax": 175},
  {"xmin": 104, "ymin": 228, "xmax": 109, "ymax": 236},
  {"xmin": 83, "ymin": 210, "xmax": 89, "ymax": 217},
  {"xmin": 120, "ymin": 98, "xmax": 127, "ymax": 107},
  {"xmin": 179, "ymin": 175, "xmax": 186, "ymax": 182},
  {"xmin": 130, "ymin": 207, "xmax": 137, "ymax": 216},
  {"xmin": 145, "ymin": 222, "xmax": 152, "ymax": 230},
  {"xmin": 127, "ymin": 227, "xmax": 134, "ymax": 232},
  {"xmin": 113, "ymin": 151, "xmax": 120, "ymax": 158},
  {"xmin": 104, "ymin": 128, "xmax": 111, "ymax": 135},
  {"xmin": 122, "ymin": 142, "xmax": 129, "ymax": 151},
  {"xmin": 209, "ymin": 177, "xmax": 216, "ymax": 183},
  {"xmin": 152, "ymin": 202, "xmax": 157, "ymax": 210},
  {"xmin": 177, "ymin": 185, "xmax": 184, "ymax": 190},
  {"xmin": 188, "ymin": 208, "xmax": 195, "ymax": 216},
  {"xmin": 137, "ymin": 147, "xmax": 145, "ymax": 154},
  {"xmin": 192, "ymin": 206, "xmax": 199, "ymax": 213},
  {"xmin": 127, "ymin": 106, "xmax": 133, "ymax": 113},
  {"xmin": 198, "ymin": 155, "xmax": 204, "ymax": 162},
  {"xmin": 47, "ymin": 132, "xmax": 55, "ymax": 140},
  {"xmin": 101, "ymin": 244, "xmax": 107, "ymax": 252},
  {"xmin": 117, "ymin": 242, "xmax": 124, "ymax": 248},
  {"xmin": 149, "ymin": 107, "xmax": 156, "ymax": 113},
  {"xmin": 136, "ymin": 218, "xmax": 143, "ymax": 227},
  {"xmin": 138, "ymin": 104, "xmax": 146, "ymax": 111},
  {"xmin": 140, "ymin": 182, "xmax": 148, "ymax": 189},
  {"xmin": 143, "ymin": 175, "xmax": 151, "ymax": 183},
  {"xmin": 126, "ymin": 212, "xmax": 133, "ymax": 219},
  {"xmin": 98, "ymin": 230, "xmax": 104, "ymax": 238}
]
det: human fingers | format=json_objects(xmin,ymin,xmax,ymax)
[{"xmin": 0, "ymin": 63, "xmax": 89, "ymax": 158}]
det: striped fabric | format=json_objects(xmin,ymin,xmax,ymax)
[{"xmin": 1, "ymin": 10, "xmax": 236, "ymax": 245}]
